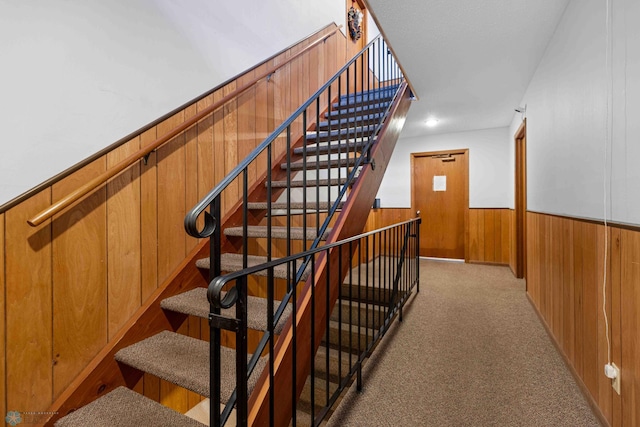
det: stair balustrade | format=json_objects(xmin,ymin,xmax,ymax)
[
  {"xmin": 183, "ymin": 35, "xmax": 408, "ymax": 426},
  {"xmin": 204, "ymin": 218, "xmax": 420, "ymax": 426}
]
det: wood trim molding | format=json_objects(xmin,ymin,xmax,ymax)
[{"xmin": 527, "ymin": 210, "xmax": 640, "ymax": 233}]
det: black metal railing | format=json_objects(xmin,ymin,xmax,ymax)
[
  {"xmin": 184, "ymin": 34, "xmax": 405, "ymax": 426},
  {"xmin": 208, "ymin": 218, "xmax": 420, "ymax": 426}
]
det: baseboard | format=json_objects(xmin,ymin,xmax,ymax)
[{"xmin": 525, "ymin": 293, "xmax": 610, "ymax": 427}]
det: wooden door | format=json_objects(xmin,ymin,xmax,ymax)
[{"xmin": 412, "ymin": 150, "xmax": 468, "ymax": 259}]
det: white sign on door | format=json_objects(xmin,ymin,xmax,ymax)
[{"xmin": 433, "ymin": 175, "xmax": 446, "ymax": 192}]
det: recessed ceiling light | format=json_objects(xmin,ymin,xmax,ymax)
[{"xmin": 425, "ymin": 119, "xmax": 439, "ymax": 127}]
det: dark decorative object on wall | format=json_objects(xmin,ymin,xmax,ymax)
[{"xmin": 348, "ymin": 5, "xmax": 363, "ymax": 41}]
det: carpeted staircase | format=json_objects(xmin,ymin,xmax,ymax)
[{"xmin": 54, "ymin": 85, "xmax": 401, "ymax": 427}]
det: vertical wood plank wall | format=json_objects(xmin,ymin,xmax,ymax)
[
  {"xmin": 0, "ymin": 25, "xmax": 346, "ymax": 421},
  {"xmin": 365, "ymin": 208, "xmax": 513, "ymax": 266},
  {"xmin": 468, "ymin": 208, "xmax": 512, "ymax": 265},
  {"xmin": 527, "ymin": 211, "xmax": 640, "ymax": 426}
]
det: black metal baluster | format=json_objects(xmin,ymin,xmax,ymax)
[
  {"xmin": 286, "ymin": 126, "xmax": 292, "ymax": 286},
  {"xmin": 291, "ymin": 262, "xmax": 297, "ymax": 426},
  {"xmin": 302, "ymin": 110, "xmax": 308, "ymax": 247},
  {"xmin": 236, "ymin": 276, "xmax": 248, "ymax": 427},
  {"xmin": 324, "ymin": 250, "xmax": 331, "ymax": 410},
  {"xmin": 267, "ymin": 268, "xmax": 275, "ymax": 426},
  {"xmin": 267, "ymin": 145, "xmax": 272, "ymax": 263},
  {"xmin": 310, "ymin": 255, "xmax": 316, "ymax": 423}
]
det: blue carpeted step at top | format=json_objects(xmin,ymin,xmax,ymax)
[{"xmin": 333, "ymin": 85, "xmax": 399, "ymax": 108}]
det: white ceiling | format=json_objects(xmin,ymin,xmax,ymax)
[{"xmin": 366, "ymin": 0, "xmax": 570, "ymax": 138}]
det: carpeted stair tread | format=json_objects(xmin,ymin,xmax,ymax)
[
  {"xmin": 247, "ymin": 200, "xmax": 344, "ymax": 211},
  {"xmin": 305, "ymin": 125, "xmax": 376, "ymax": 143},
  {"xmin": 269, "ymin": 177, "xmax": 350, "ymax": 188},
  {"xmin": 293, "ymin": 142, "xmax": 365, "ymax": 155},
  {"xmin": 324, "ymin": 320, "xmax": 372, "ymax": 353},
  {"xmin": 224, "ymin": 226, "xmax": 331, "ymax": 240},
  {"xmin": 282, "ymin": 157, "xmax": 358, "ymax": 171},
  {"xmin": 316, "ymin": 112, "xmax": 385, "ymax": 131},
  {"xmin": 114, "ymin": 330, "xmax": 266, "ymax": 400},
  {"xmin": 161, "ymin": 287, "xmax": 292, "ymax": 334},
  {"xmin": 54, "ymin": 386, "xmax": 205, "ymax": 427},
  {"xmin": 326, "ymin": 101, "xmax": 391, "ymax": 118},
  {"xmin": 330, "ymin": 299, "xmax": 384, "ymax": 330},
  {"xmin": 313, "ymin": 345, "xmax": 354, "ymax": 385},
  {"xmin": 196, "ymin": 253, "xmax": 311, "ymax": 281}
]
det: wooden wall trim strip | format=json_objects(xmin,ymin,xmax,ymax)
[{"xmin": 528, "ymin": 210, "xmax": 640, "ymax": 233}]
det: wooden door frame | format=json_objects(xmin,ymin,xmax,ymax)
[
  {"xmin": 515, "ymin": 120, "xmax": 527, "ymax": 279},
  {"xmin": 410, "ymin": 149, "xmax": 470, "ymax": 262}
]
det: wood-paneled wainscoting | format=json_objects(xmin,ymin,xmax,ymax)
[
  {"xmin": 0, "ymin": 24, "xmax": 346, "ymax": 420},
  {"xmin": 526, "ymin": 211, "xmax": 640, "ymax": 426},
  {"xmin": 365, "ymin": 208, "xmax": 516, "ymax": 268},
  {"xmin": 468, "ymin": 208, "xmax": 514, "ymax": 266}
]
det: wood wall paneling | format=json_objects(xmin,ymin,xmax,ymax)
[
  {"xmin": 509, "ymin": 209, "xmax": 517, "ymax": 274},
  {"xmin": 620, "ymin": 228, "xmax": 639, "ymax": 426},
  {"xmin": 572, "ymin": 217, "xmax": 584, "ymax": 377},
  {"xmin": 140, "ymin": 127, "xmax": 159, "ymax": 303},
  {"xmin": 253, "ymin": 66, "xmax": 269, "ymax": 183},
  {"xmin": 52, "ymin": 158, "xmax": 108, "ymax": 398},
  {"xmin": 107, "ymin": 137, "xmax": 142, "ymax": 339},
  {"xmin": 468, "ymin": 209, "xmax": 511, "ymax": 265},
  {"xmin": 581, "ymin": 222, "xmax": 599, "ymax": 400},
  {"xmin": 526, "ymin": 211, "xmax": 640, "ymax": 425},
  {"xmin": 184, "ymin": 104, "xmax": 200, "ymax": 250},
  {"xmin": 156, "ymin": 110, "xmax": 187, "ymax": 281},
  {"xmin": 222, "ymin": 82, "xmax": 239, "ymax": 216},
  {"xmin": 6, "ymin": 192, "xmax": 53, "ymax": 413},
  {"xmin": 610, "ymin": 227, "xmax": 622, "ymax": 427},
  {"xmin": 562, "ymin": 218, "xmax": 575, "ymax": 365},
  {"xmin": 0, "ymin": 213, "xmax": 5, "ymax": 422},
  {"xmin": 596, "ymin": 223, "xmax": 613, "ymax": 420},
  {"xmin": 0, "ymin": 25, "xmax": 349, "ymax": 417}
]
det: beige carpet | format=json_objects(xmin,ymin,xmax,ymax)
[{"xmin": 328, "ymin": 260, "xmax": 602, "ymax": 427}]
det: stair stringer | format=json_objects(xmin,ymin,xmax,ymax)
[{"xmin": 248, "ymin": 83, "xmax": 412, "ymax": 427}]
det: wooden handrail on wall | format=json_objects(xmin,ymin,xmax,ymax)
[{"xmin": 27, "ymin": 25, "xmax": 342, "ymax": 227}]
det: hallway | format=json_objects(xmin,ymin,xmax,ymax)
[{"xmin": 328, "ymin": 260, "xmax": 602, "ymax": 426}]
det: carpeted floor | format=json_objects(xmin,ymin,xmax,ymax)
[{"xmin": 328, "ymin": 260, "xmax": 602, "ymax": 427}]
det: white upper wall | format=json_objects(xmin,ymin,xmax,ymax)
[
  {"xmin": 377, "ymin": 127, "xmax": 511, "ymax": 208},
  {"xmin": 0, "ymin": 0, "xmax": 344, "ymax": 206},
  {"xmin": 509, "ymin": 0, "xmax": 640, "ymax": 225}
]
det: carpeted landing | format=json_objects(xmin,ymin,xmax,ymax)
[{"xmin": 327, "ymin": 260, "xmax": 602, "ymax": 427}]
